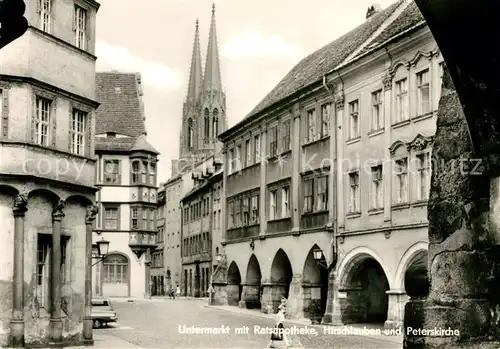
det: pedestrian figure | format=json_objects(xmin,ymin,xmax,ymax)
[
  {"xmin": 169, "ymin": 286, "xmax": 176, "ymax": 299},
  {"xmin": 268, "ymin": 299, "xmax": 289, "ymax": 348},
  {"xmin": 176, "ymin": 285, "xmax": 181, "ymax": 298}
]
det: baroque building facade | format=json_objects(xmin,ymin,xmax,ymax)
[
  {"xmin": 0, "ymin": 0, "xmax": 100, "ymax": 347},
  {"xmin": 92, "ymin": 72, "xmax": 160, "ymax": 299},
  {"xmin": 217, "ymin": 0, "xmax": 441, "ymax": 328}
]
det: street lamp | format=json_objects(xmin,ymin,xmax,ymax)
[
  {"xmin": 313, "ymin": 249, "xmax": 328, "ymax": 269},
  {"xmin": 92, "ymin": 237, "xmax": 110, "ymax": 267}
]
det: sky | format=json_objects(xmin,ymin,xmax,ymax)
[{"xmin": 95, "ymin": 0, "xmax": 397, "ymax": 181}]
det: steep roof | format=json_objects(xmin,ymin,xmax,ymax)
[
  {"xmin": 95, "ymin": 72, "xmax": 146, "ymax": 137},
  {"xmin": 95, "ymin": 72, "xmax": 147, "ymax": 152},
  {"xmin": 353, "ymin": 1, "xmax": 425, "ymax": 59},
  {"xmin": 131, "ymin": 134, "xmax": 160, "ymax": 154},
  {"xmin": 242, "ymin": 0, "xmax": 403, "ymax": 122}
]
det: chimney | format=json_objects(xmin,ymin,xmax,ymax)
[{"xmin": 366, "ymin": 4, "xmax": 382, "ymax": 19}]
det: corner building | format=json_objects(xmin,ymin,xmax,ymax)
[
  {"xmin": 92, "ymin": 72, "xmax": 160, "ymax": 299},
  {"xmin": 0, "ymin": 0, "xmax": 100, "ymax": 346},
  {"xmin": 218, "ymin": 0, "xmax": 440, "ymax": 327}
]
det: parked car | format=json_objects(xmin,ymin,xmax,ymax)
[{"xmin": 91, "ymin": 297, "xmax": 117, "ymax": 328}]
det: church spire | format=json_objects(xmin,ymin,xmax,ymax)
[
  {"xmin": 186, "ymin": 19, "xmax": 203, "ymax": 104},
  {"xmin": 203, "ymin": 3, "xmax": 222, "ymax": 92}
]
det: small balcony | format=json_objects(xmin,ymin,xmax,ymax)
[{"xmin": 129, "ymin": 231, "xmax": 157, "ymax": 258}]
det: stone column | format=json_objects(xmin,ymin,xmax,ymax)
[
  {"xmin": 382, "ymin": 75, "xmax": 392, "ymax": 225},
  {"xmin": 83, "ymin": 204, "xmax": 98, "ymax": 345},
  {"xmin": 384, "ymin": 290, "xmax": 408, "ymax": 329},
  {"xmin": 260, "ymin": 282, "xmax": 274, "ymax": 313},
  {"xmin": 10, "ymin": 193, "xmax": 28, "ymax": 348},
  {"xmin": 322, "ymin": 271, "xmax": 341, "ymax": 324},
  {"xmin": 291, "ymin": 108, "xmax": 301, "ymax": 232},
  {"xmin": 259, "ymin": 126, "xmax": 267, "ymax": 236},
  {"xmin": 50, "ymin": 200, "xmax": 65, "ymax": 345},
  {"xmin": 286, "ymin": 274, "xmax": 304, "ymax": 319}
]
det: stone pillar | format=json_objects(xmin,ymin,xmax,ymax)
[
  {"xmin": 286, "ymin": 275, "xmax": 304, "ymax": 319},
  {"xmin": 259, "ymin": 126, "xmax": 267, "ymax": 236},
  {"xmin": 239, "ymin": 283, "xmax": 261, "ymax": 309},
  {"xmin": 211, "ymin": 281, "xmax": 228, "ymax": 305},
  {"xmin": 384, "ymin": 290, "xmax": 408, "ymax": 329},
  {"xmin": 322, "ymin": 271, "xmax": 336, "ymax": 324},
  {"xmin": 10, "ymin": 193, "xmax": 28, "ymax": 348},
  {"xmin": 291, "ymin": 109, "xmax": 301, "ymax": 232},
  {"xmin": 83, "ymin": 204, "xmax": 98, "ymax": 345},
  {"xmin": 382, "ymin": 74, "xmax": 392, "ymax": 225},
  {"xmin": 261, "ymin": 282, "xmax": 288, "ymax": 314},
  {"xmin": 260, "ymin": 283, "xmax": 274, "ymax": 313},
  {"xmin": 50, "ymin": 200, "xmax": 65, "ymax": 345}
]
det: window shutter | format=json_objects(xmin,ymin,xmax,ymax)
[
  {"xmin": 86, "ymin": 112, "xmax": 92, "ymax": 156},
  {"xmin": 51, "ymin": 99, "xmax": 57, "ymax": 147},
  {"xmin": 68, "ymin": 107, "xmax": 73, "ymax": 152},
  {"xmin": 31, "ymin": 96, "xmax": 37, "ymax": 142}
]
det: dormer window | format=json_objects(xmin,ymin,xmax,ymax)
[{"xmin": 107, "ymin": 132, "xmax": 116, "ymax": 138}]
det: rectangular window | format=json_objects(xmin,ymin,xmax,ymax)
[
  {"xmin": 395, "ymin": 78, "xmax": 409, "ymax": 122},
  {"xmin": 103, "ymin": 160, "xmax": 120, "ymax": 184},
  {"xmin": 269, "ymin": 190, "xmax": 277, "ymax": 220},
  {"xmin": 281, "ymin": 120, "xmax": 291, "ymax": 151},
  {"xmin": 245, "ymin": 139, "xmax": 252, "ymax": 167},
  {"xmin": 348, "ymin": 100, "xmax": 359, "ymax": 140},
  {"xmin": 228, "ymin": 149, "xmax": 234, "ymax": 174},
  {"xmin": 70, "ymin": 109, "xmax": 86, "ymax": 156},
  {"xmin": 254, "ymin": 134, "xmax": 261, "ymax": 163},
  {"xmin": 36, "ymin": 234, "xmax": 50, "ymax": 309},
  {"xmin": 103, "ymin": 206, "xmax": 118, "ymax": 229},
  {"xmin": 74, "ymin": 5, "xmax": 87, "ymax": 50},
  {"xmin": 228, "ymin": 201, "xmax": 234, "ymax": 229},
  {"xmin": 281, "ymin": 186, "xmax": 290, "ymax": 217},
  {"xmin": 131, "ymin": 207, "xmax": 138, "ymax": 229},
  {"xmin": 371, "ymin": 90, "xmax": 383, "ymax": 131},
  {"xmin": 303, "ymin": 178, "xmax": 314, "ymax": 213},
  {"xmin": 131, "ymin": 160, "xmax": 140, "ymax": 183},
  {"xmin": 141, "ymin": 161, "xmax": 148, "ymax": 183},
  {"xmin": 142, "ymin": 209, "xmax": 148, "ymax": 229},
  {"xmin": 395, "ymin": 158, "xmax": 408, "ymax": 204},
  {"xmin": 371, "ymin": 165, "xmax": 383, "ymax": 209},
  {"xmin": 235, "ymin": 145, "xmax": 242, "ymax": 171},
  {"xmin": 251, "ymin": 195, "xmax": 259, "ymax": 224},
  {"xmin": 39, "ymin": 0, "xmax": 51, "ymax": 33},
  {"xmin": 348, "ymin": 172, "xmax": 360, "ymax": 213},
  {"xmin": 148, "ymin": 208, "xmax": 155, "ymax": 231},
  {"xmin": 234, "ymin": 199, "xmax": 241, "ymax": 227},
  {"xmin": 34, "ymin": 96, "xmax": 51, "ymax": 146},
  {"xmin": 269, "ymin": 127, "xmax": 278, "ymax": 157},
  {"xmin": 242, "ymin": 197, "xmax": 250, "ymax": 226},
  {"xmin": 321, "ymin": 103, "xmax": 331, "ymax": 137},
  {"xmin": 417, "ymin": 69, "xmax": 431, "ymax": 115},
  {"xmin": 416, "ymin": 152, "xmax": 431, "ymax": 200},
  {"xmin": 149, "ymin": 162, "xmax": 156, "ymax": 185},
  {"xmin": 316, "ymin": 176, "xmax": 328, "ymax": 211},
  {"xmin": 306, "ymin": 109, "xmax": 316, "ymax": 142}
]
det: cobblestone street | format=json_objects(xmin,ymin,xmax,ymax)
[{"xmin": 92, "ymin": 298, "xmax": 402, "ymax": 348}]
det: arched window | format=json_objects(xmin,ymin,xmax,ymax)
[
  {"xmin": 212, "ymin": 109, "xmax": 219, "ymax": 139},
  {"xmin": 187, "ymin": 118, "xmax": 193, "ymax": 148},
  {"xmin": 102, "ymin": 254, "xmax": 129, "ymax": 284},
  {"xmin": 204, "ymin": 109, "xmax": 210, "ymax": 143}
]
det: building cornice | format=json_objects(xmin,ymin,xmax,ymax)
[{"xmin": 0, "ymin": 75, "xmax": 100, "ymax": 108}]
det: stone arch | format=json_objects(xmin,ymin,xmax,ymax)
[
  {"xmin": 227, "ymin": 261, "xmax": 242, "ymax": 306},
  {"xmin": 243, "ymin": 254, "xmax": 262, "ymax": 309},
  {"xmin": 270, "ymin": 248, "xmax": 293, "ymax": 312},
  {"xmin": 0, "ymin": 185, "xmax": 20, "ymax": 280},
  {"xmin": 337, "ymin": 247, "xmax": 391, "ymax": 324},
  {"xmin": 302, "ymin": 244, "xmax": 329, "ymax": 321},
  {"xmin": 101, "ymin": 251, "xmax": 130, "ymax": 297},
  {"xmin": 394, "ymin": 241, "xmax": 428, "ymax": 290},
  {"xmin": 63, "ymin": 194, "xmax": 93, "ymax": 207},
  {"xmin": 337, "ymin": 247, "xmax": 392, "ymax": 288},
  {"xmin": 0, "ymin": 184, "xmax": 20, "ymax": 197},
  {"xmin": 28, "ymin": 188, "xmax": 61, "ymax": 206}
]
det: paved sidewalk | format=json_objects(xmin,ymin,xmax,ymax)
[{"xmin": 204, "ymin": 304, "xmax": 403, "ymax": 345}]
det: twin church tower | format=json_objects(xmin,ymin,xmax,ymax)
[{"xmin": 172, "ymin": 4, "xmax": 227, "ymax": 176}]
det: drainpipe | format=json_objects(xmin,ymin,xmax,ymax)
[
  {"xmin": 179, "ymin": 201, "xmax": 183, "ymax": 296},
  {"xmin": 321, "ymin": 75, "xmax": 338, "ymax": 269}
]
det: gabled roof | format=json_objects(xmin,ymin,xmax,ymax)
[
  {"xmin": 130, "ymin": 134, "xmax": 160, "ymax": 154},
  {"xmin": 95, "ymin": 72, "xmax": 146, "ymax": 138},
  {"xmin": 239, "ymin": 0, "xmax": 403, "ymax": 124},
  {"xmin": 181, "ymin": 169, "xmax": 223, "ymax": 203}
]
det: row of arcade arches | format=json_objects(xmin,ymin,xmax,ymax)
[{"xmin": 226, "ymin": 243, "xmax": 428, "ymax": 324}]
